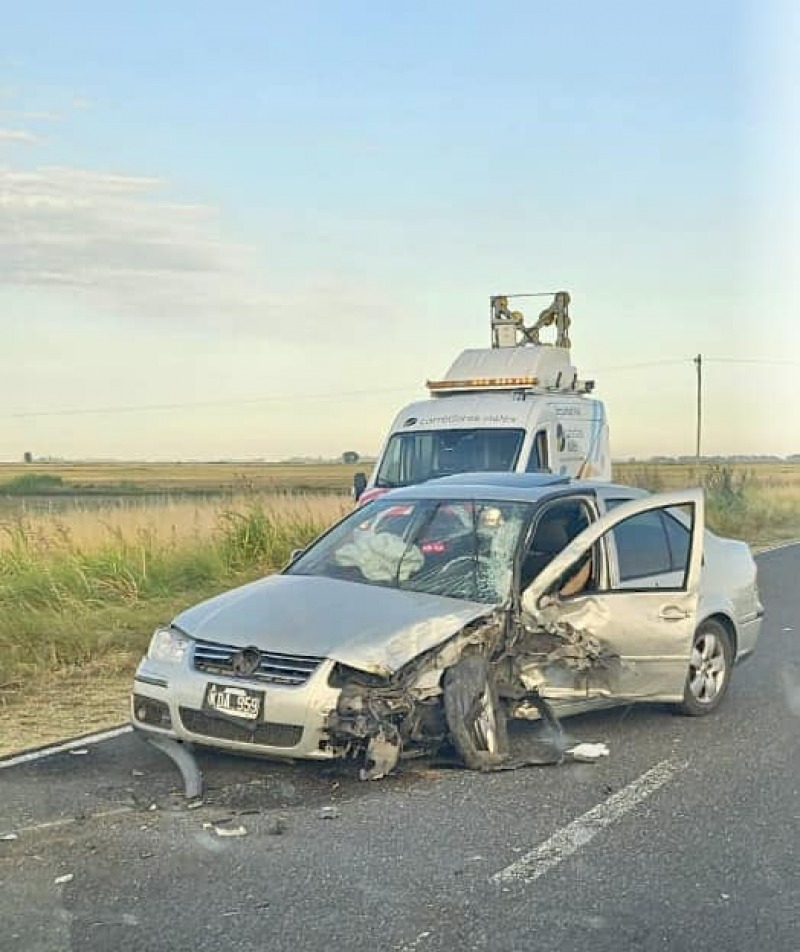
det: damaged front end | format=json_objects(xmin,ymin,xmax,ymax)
[
  {"xmin": 506, "ymin": 612, "xmax": 624, "ymax": 706},
  {"xmin": 324, "ymin": 613, "xmax": 506, "ymax": 779}
]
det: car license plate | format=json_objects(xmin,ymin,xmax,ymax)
[{"xmin": 203, "ymin": 683, "xmax": 264, "ymax": 721}]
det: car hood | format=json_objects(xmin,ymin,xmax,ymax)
[{"xmin": 172, "ymin": 574, "xmax": 492, "ymax": 677}]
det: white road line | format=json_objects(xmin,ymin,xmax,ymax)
[
  {"xmin": 491, "ymin": 757, "xmax": 686, "ymax": 886},
  {"xmin": 754, "ymin": 539, "xmax": 800, "ymax": 557},
  {"xmin": 0, "ymin": 725, "xmax": 133, "ymax": 769},
  {"xmin": 3, "ymin": 806, "xmax": 134, "ymax": 838}
]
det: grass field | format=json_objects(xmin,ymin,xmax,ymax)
[
  {"xmin": 0, "ymin": 460, "xmax": 367, "ymax": 495},
  {"xmin": 2, "ymin": 458, "xmax": 799, "ymax": 494},
  {"xmin": 0, "ymin": 459, "xmax": 798, "ymax": 755}
]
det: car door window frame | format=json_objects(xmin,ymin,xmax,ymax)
[
  {"xmin": 573, "ymin": 501, "xmax": 698, "ymax": 595},
  {"xmin": 521, "ymin": 490, "xmax": 704, "ymax": 623},
  {"xmin": 599, "ymin": 494, "xmax": 694, "ymax": 590},
  {"xmin": 514, "ymin": 493, "xmax": 603, "ymax": 601}
]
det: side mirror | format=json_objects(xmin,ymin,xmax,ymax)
[
  {"xmin": 289, "ymin": 548, "xmax": 305, "ymax": 563},
  {"xmin": 353, "ymin": 472, "xmax": 367, "ymax": 501}
]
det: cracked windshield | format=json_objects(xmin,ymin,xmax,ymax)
[{"xmin": 290, "ymin": 498, "xmax": 530, "ymax": 603}]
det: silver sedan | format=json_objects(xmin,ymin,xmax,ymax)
[{"xmin": 131, "ymin": 473, "xmax": 763, "ymax": 783}]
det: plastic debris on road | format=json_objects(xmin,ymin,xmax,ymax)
[{"xmin": 566, "ymin": 742, "xmax": 610, "ymax": 762}]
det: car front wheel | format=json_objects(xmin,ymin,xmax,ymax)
[
  {"xmin": 443, "ymin": 655, "xmax": 509, "ymax": 769},
  {"xmin": 676, "ymin": 618, "xmax": 733, "ymax": 716}
]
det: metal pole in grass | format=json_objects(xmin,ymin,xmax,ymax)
[{"xmin": 694, "ymin": 353, "xmax": 703, "ymax": 484}]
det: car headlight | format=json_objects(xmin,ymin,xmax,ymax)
[{"xmin": 147, "ymin": 627, "xmax": 191, "ymax": 664}]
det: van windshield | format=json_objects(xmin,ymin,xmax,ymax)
[{"xmin": 375, "ymin": 428, "xmax": 525, "ymax": 488}]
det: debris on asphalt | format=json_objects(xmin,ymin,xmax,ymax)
[
  {"xmin": 214, "ymin": 825, "xmax": 247, "ymax": 838},
  {"xmin": 203, "ymin": 816, "xmax": 249, "ymax": 837},
  {"xmin": 54, "ymin": 874, "xmax": 74, "ymax": 885},
  {"xmin": 566, "ymin": 742, "xmax": 610, "ymax": 762},
  {"xmin": 70, "ymin": 749, "xmax": 89, "ymax": 756},
  {"xmin": 318, "ymin": 806, "xmax": 340, "ymax": 821},
  {"xmin": 131, "ymin": 769, "xmax": 145, "ymax": 777},
  {"xmin": 267, "ymin": 816, "xmax": 288, "ymax": 835}
]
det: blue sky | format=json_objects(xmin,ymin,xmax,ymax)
[{"xmin": 1, "ymin": 0, "xmax": 797, "ymax": 460}]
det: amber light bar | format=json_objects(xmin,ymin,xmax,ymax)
[{"xmin": 427, "ymin": 375, "xmax": 540, "ymax": 391}]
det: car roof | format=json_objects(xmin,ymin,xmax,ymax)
[{"xmin": 380, "ymin": 472, "xmax": 648, "ymax": 505}]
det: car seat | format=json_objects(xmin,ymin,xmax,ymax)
[{"xmin": 520, "ymin": 515, "xmax": 570, "ymax": 589}]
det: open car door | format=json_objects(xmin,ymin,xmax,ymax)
[{"xmin": 518, "ymin": 489, "xmax": 704, "ymax": 703}]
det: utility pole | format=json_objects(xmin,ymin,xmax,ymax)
[{"xmin": 694, "ymin": 353, "xmax": 703, "ymax": 478}]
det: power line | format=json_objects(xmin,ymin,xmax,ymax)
[
  {"xmin": 2, "ymin": 355, "xmax": 795, "ymax": 421},
  {"xmin": 0, "ymin": 387, "xmax": 418, "ymax": 420},
  {"xmin": 705, "ymin": 357, "xmax": 800, "ymax": 367},
  {"xmin": 588, "ymin": 356, "xmax": 800, "ymax": 373},
  {"xmin": 585, "ymin": 359, "xmax": 690, "ymax": 373}
]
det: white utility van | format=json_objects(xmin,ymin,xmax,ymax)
[{"xmin": 355, "ymin": 292, "xmax": 611, "ymax": 504}]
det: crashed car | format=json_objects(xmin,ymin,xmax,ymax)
[{"xmin": 132, "ymin": 473, "xmax": 763, "ymax": 783}]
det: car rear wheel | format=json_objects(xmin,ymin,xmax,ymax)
[
  {"xmin": 676, "ymin": 619, "xmax": 733, "ymax": 716},
  {"xmin": 443, "ymin": 656, "xmax": 509, "ymax": 769}
]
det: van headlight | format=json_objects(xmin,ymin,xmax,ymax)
[{"xmin": 147, "ymin": 627, "xmax": 191, "ymax": 663}]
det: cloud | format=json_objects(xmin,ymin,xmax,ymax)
[
  {"xmin": 0, "ymin": 75, "xmax": 398, "ymax": 342},
  {"xmin": 17, "ymin": 111, "xmax": 63, "ymax": 122},
  {"xmin": 0, "ymin": 163, "xmax": 360, "ymax": 336},
  {"xmin": 0, "ymin": 128, "xmax": 40, "ymax": 144}
]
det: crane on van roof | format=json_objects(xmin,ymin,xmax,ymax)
[
  {"xmin": 353, "ymin": 290, "xmax": 611, "ymax": 504},
  {"xmin": 426, "ymin": 291, "xmax": 596, "ymax": 397}
]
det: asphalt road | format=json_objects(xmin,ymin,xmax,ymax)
[{"xmin": 1, "ymin": 545, "xmax": 798, "ymax": 952}]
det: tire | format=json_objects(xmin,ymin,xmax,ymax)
[
  {"xmin": 442, "ymin": 656, "xmax": 509, "ymax": 769},
  {"xmin": 675, "ymin": 618, "xmax": 733, "ymax": 716}
]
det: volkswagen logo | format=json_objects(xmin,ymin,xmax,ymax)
[{"xmin": 231, "ymin": 647, "xmax": 261, "ymax": 677}]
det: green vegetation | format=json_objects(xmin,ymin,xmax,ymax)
[
  {"xmin": 0, "ymin": 472, "xmax": 65, "ymax": 494},
  {"xmin": 0, "ymin": 460, "xmax": 364, "ymax": 494},
  {"xmin": 0, "ymin": 500, "xmax": 332, "ymax": 691},
  {"xmin": 618, "ymin": 463, "xmax": 800, "ymax": 544}
]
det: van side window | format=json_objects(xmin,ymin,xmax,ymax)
[{"xmin": 526, "ymin": 430, "xmax": 550, "ymax": 472}]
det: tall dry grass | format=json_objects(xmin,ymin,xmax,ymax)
[
  {"xmin": 619, "ymin": 464, "xmax": 800, "ymax": 544},
  {"xmin": 0, "ymin": 493, "xmax": 350, "ymax": 691},
  {"xmin": 0, "ymin": 492, "xmax": 348, "ymax": 555}
]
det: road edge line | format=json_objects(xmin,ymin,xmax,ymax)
[{"xmin": 0, "ymin": 724, "xmax": 133, "ymax": 769}]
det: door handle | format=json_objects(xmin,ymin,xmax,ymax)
[{"xmin": 659, "ymin": 605, "xmax": 691, "ymax": 621}]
